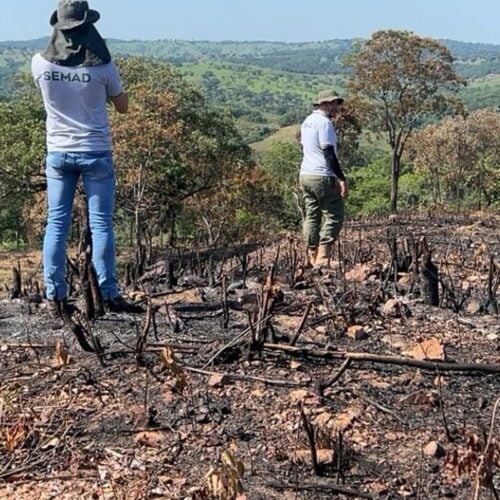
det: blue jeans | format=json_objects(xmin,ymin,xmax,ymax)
[{"xmin": 44, "ymin": 151, "xmax": 119, "ymax": 300}]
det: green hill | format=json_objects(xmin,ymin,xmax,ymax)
[
  {"xmin": 251, "ymin": 125, "xmax": 300, "ymax": 155},
  {"xmin": 179, "ymin": 61, "xmax": 346, "ymax": 142},
  {"xmin": 1, "ymin": 38, "xmax": 498, "ymax": 142},
  {"xmin": 462, "ymin": 74, "xmax": 500, "ymax": 110}
]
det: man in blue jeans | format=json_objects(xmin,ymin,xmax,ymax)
[{"xmin": 32, "ymin": 0, "xmax": 142, "ymax": 315}]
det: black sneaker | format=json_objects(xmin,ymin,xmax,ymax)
[{"xmin": 105, "ymin": 295, "xmax": 145, "ymax": 314}]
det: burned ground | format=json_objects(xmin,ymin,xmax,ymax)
[{"xmin": 0, "ymin": 214, "xmax": 499, "ymax": 500}]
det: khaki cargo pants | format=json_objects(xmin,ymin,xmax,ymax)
[{"xmin": 300, "ymin": 175, "xmax": 344, "ymax": 248}]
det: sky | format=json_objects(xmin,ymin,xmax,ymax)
[{"xmin": 1, "ymin": 0, "xmax": 499, "ymax": 44}]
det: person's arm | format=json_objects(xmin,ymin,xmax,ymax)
[
  {"xmin": 322, "ymin": 145, "xmax": 349, "ymax": 197},
  {"xmin": 319, "ymin": 120, "xmax": 348, "ymax": 197},
  {"xmin": 106, "ymin": 62, "xmax": 128, "ymax": 113},
  {"xmin": 323, "ymin": 145, "xmax": 345, "ymax": 181},
  {"xmin": 109, "ymin": 91, "xmax": 129, "ymax": 114}
]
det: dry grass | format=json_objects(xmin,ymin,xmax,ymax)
[
  {"xmin": 0, "ymin": 247, "xmax": 142, "ymax": 296},
  {"xmin": 0, "ymin": 250, "xmax": 42, "ymax": 292},
  {"xmin": 250, "ymin": 124, "xmax": 300, "ymax": 154}
]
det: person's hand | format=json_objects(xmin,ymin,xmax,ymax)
[{"xmin": 339, "ymin": 179, "xmax": 349, "ymax": 198}]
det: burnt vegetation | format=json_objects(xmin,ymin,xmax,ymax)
[
  {"xmin": 1, "ymin": 214, "xmax": 499, "ymax": 499},
  {"xmin": 0, "ymin": 28, "xmax": 499, "ymax": 500}
]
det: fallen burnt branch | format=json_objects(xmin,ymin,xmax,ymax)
[
  {"xmin": 290, "ymin": 301, "xmax": 313, "ymax": 346},
  {"xmin": 317, "ymin": 358, "xmax": 352, "ymax": 395},
  {"xmin": 201, "ymin": 314, "xmax": 274, "ymax": 368},
  {"xmin": 0, "ymin": 343, "xmax": 56, "ymax": 349},
  {"xmin": 170, "ymin": 301, "xmax": 241, "ymax": 313},
  {"xmin": 264, "ymin": 344, "xmax": 500, "ymax": 375},
  {"xmin": 350, "ymin": 390, "xmax": 406, "ymax": 426},
  {"xmin": 0, "ymin": 456, "xmax": 51, "ymax": 481},
  {"xmin": 178, "ymin": 309, "xmax": 224, "ymax": 320}
]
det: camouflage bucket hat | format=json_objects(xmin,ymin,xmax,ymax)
[
  {"xmin": 50, "ymin": 0, "xmax": 100, "ymax": 31},
  {"xmin": 314, "ymin": 90, "xmax": 344, "ymax": 105}
]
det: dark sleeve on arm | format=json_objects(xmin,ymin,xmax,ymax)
[{"xmin": 323, "ymin": 145, "xmax": 346, "ymax": 181}]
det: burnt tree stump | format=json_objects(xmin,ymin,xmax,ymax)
[
  {"xmin": 79, "ymin": 201, "xmax": 105, "ymax": 320},
  {"xmin": 420, "ymin": 237, "xmax": 439, "ymax": 306},
  {"xmin": 9, "ymin": 266, "xmax": 22, "ymax": 299}
]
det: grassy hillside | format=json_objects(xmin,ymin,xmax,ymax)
[
  {"xmin": 250, "ymin": 125, "xmax": 300, "ymax": 155},
  {"xmin": 461, "ymin": 74, "xmax": 500, "ymax": 110},
  {"xmin": 1, "ymin": 38, "xmax": 498, "ymax": 142},
  {"xmin": 180, "ymin": 61, "xmax": 346, "ymax": 142},
  {"xmin": 251, "ymin": 126, "xmax": 391, "ymax": 160}
]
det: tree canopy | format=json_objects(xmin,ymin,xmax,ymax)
[
  {"xmin": 345, "ymin": 30, "xmax": 465, "ymax": 212},
  {"xmin": 0, "ymin": 92, "xmax": 45, "ymax": 243},
  {"xmin": 111, "ymin": 57, "xmax": 252, "ymax": 247},
  {"xmin": 409, "ymin": 109, "xmax": 500, "ymax": 210}
]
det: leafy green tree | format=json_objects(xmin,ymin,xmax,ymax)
[
  {"xmin": 347, "ymin": 158, "xmax": 391, "ymax": 216},
  {"xmin": 348, "ymin": 156, "xmax": 427, "ymax": 216},
  {"xmin": 259, "ymin": 140, "xmax": 303, "ymax": 227},
  {"xmin": 0, "ymin": 92, "xmax": 45, "ymax": 244},
  {"xmin": 409, "ymin": 109, "xmax": 500, "ymax": 210},
  {"xmin": 345, "ymin": 30, "xmax": 465, "ymax": 212}
]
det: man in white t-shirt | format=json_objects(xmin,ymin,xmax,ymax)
[
  {"xmin": 32, "ymin": 0, "xmax": 142, "ymax": 319},
  {"xmin": 300, "ymin": 90, "xmax": 348, "ymax": 268}
]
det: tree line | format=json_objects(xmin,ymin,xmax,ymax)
[{"xmin": 0, "ymin": 30, "xmax": 498, "ymax": 249}]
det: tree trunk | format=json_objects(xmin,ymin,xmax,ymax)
[
  {"xmin": 390, "ymin": 151, "xmax": 400, "ymax": 213},
  {"xmin": 134, "ymin": 207, "xmax": 141, "ymax": 252},
  {"xmin": 169, "ymin": 210, "xmax": 176, "ymax": 247}
]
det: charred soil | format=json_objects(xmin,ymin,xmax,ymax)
[{"xmin": 0, "ymin": 214, "xmax": 499, "ymax": 499}]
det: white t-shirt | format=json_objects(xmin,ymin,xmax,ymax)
[
  {"xmin": 32, "ymin": 53, "xmax": 123, "ymax": 152},
  {"xmin": 300, "ymin": 110, "xmax": 337, "ymax": 176}
]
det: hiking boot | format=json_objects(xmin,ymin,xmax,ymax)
[
  {"xmin": 46, "ymin": 299, "xmax": 60, "ymax": 319},
  {"xmin": 105, "ymin": 295, "xmax": 145, "ymax": 314},
  {"xmin": 315, "ymin": 242, "xmax": 333, "ymax": 268},
  {"xmin": 305, "ymin": 247, "xmax": 318, "ymax": 269},
  {"xmin": 46, "ymin": 299, "xmax": 77, "ymax": 320}
]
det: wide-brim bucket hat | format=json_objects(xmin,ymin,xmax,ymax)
[
  {"xmin": 314, "ymin": 90, "xmax": 344, "ymax": 105},
  {"xmin": 50, "ymin": 0, "xmax": 100, "ymax": 31}
]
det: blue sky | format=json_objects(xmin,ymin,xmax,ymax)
[{"xmin": 1, "ymin": 0, "xmax": 499, "ymax": 43}]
